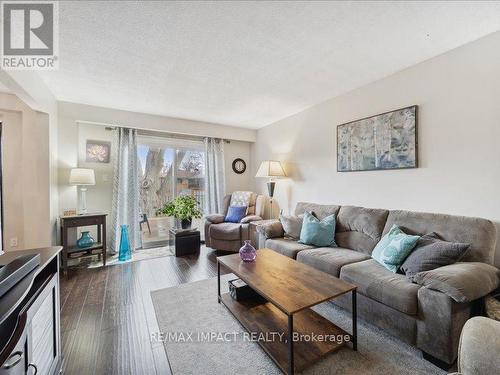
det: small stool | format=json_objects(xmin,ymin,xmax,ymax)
[{"xmin": 169, "ymin": 229, "xmax": 200, "ymax": 257}]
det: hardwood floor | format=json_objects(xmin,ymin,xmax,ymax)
[{"xmin": 59, "ymin": 247, "xmax": 229, "ymax": 375}]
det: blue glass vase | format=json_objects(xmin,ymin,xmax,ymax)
[
  {"xmin": 76, "ymin": 231, "xmax": 95, "ymax": 248},
  {"xmin": 118, "ymin": 225, "xmax": 132, "ymax": 261}
]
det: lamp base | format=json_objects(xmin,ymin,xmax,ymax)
[
  {"xmin": 266, "ymin": 181, "xmax": 275, "ymax": 198},
  {"xmin": 78, "ymin": 187, "xmax": 88, "ymax": 215}
]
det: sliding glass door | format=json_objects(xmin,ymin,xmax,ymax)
[{"xmin": 137, "ymin": 135, "xmax": 205, "ymax": 248}]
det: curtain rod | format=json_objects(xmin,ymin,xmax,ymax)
[{"xmin": 76, "ymin": 120, "xmax": 230, "ymax": 143}]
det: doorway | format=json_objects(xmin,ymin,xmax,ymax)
[{"xmin": 137, "ymin": 135, "xmax": 206, "ymax": 248}]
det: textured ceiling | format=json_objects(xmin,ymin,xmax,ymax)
[{"xmin": 39, "ymin": 1, "xmax": 500, "ymax": 128}]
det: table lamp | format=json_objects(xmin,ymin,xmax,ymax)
[
  {"xmin": 69, "ymin": 168, "xmax": 95, "ymax": 215},
  {"xmin": 255, "ymin": 160, "xmax": 286, "ymax": 218}
]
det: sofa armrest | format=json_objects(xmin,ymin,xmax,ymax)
[
  {"xmin": 256, "ymin": 220, "xmax": 284, "ymax": 239},
  {"xmin": 417, "ymin": 287, "xmax": 472, "ymax": 364},
  {"xmin": 240, "ymin": 215, "xmax": 263, "ymax": 223},
  {"xmin": 205, "ymin": 214, "xmax": 225, "ymax": 224},
  {"xmin": 414, "ymin": 262, "xmax": 500, "ymax": 303},
  {"xmin": 457, "ymin": 317, "xmax": 500, "ymax": 375}
]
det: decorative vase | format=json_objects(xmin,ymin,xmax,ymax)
[
  {"xmin": 118, "ymin": 225, "xmax": 132, "ymax": 261},
  {"xmin": 239, "ymin": 240, "xmax": 257, "ymax": 262},
  {"xmin": 76, "ymin": 231, "xmax": 95, "ymax": 248},
  {"xmin": 181, "ymin": 218, "xmax": 192, "ymax": 230}
]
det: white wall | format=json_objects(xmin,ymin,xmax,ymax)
[
  {"xmin": 224, "ymin": 140, "xmax": 253, "ymax": 194},
  {"xmin": 0, "ymin": 93, "xmax": 51, "ymax": 251},
  {"xmin": 0, "ymin": 70, "xmax": 58, "ymax": 245},
  {"xmin": 253, "ymin": 30, "xmax": 500, "ymax": 266}
]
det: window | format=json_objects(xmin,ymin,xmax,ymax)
[{"xmin": 137, "ymin": 135, "xmax": 205, "ymax": 248}]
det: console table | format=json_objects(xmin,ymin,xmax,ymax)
[{"xmin": 60, "ymin": 213, "xmax": 107, "ymax": 272}]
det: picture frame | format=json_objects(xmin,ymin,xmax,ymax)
[
  {"xmin": 337, "ymin": 105, "xmax": 418, "ymax": 172},
  {"xmin": 86, "ymin": 140, "xmax": 111, "ymax": 163}
]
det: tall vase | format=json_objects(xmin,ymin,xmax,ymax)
[
  {"xmin": 118, "ymin": 225, "xmax": 132, "ymax": 261},
  {"xmin": 239, "ymin": 240, "xmax": 257, "ymax": 262}
]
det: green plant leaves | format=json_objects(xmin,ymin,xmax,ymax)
[{"xmin": 156, "ymin": 195, "xmax": 203, "ymax": 220}]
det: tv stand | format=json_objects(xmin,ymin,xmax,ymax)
[{"xmin": 0, "ymin": 247, "xmax": 62, "ymax": 374}]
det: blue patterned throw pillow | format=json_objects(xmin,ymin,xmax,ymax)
[
  {"xmin": 298, "ymin": 211, "xmax": 337, "ymax": 247},
  {"xmin": 372, "ymin": 225, "xmax": 420, "ymax": 273},
  {"xmin": 224, "ymin": 206, "xmax": 247, "ymax": 223}
]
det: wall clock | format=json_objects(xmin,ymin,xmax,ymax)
[{"xmin": 232, "ymin": 158, "xmax": 246, "ymax": 174}]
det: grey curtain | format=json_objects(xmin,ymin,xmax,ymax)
[
  {"xmin": 204, "ymin": 138, "xmax": 226, "ymax": 214},
  {"xmin": 110, "ymin": 128, "xmax": 141, "ymax": 253}
]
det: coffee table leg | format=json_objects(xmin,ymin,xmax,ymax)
[
  {"xmin": 217, "ymin": 261, "xmax": 221, "ymax": 303},
  {"xmin": 288, "ymin": 314, "xmax": 294, "ymax": 375},
  {"xmin": 352, "ymin": 289, "xmax": 357, "ymax": 351}
]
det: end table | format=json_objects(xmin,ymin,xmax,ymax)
[{"xmin": 60, "ymin": 213, "xmax": 107, "ymax": 273}]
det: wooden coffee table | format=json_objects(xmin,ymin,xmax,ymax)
[{"xmin": 217, "ymin": 249, "xmax": 357, "ymax": 375}]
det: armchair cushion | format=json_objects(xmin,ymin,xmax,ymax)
[
  {"xmin": 256, "ymin": 220, "xmax": 284, "ymax": 239},
  {"xmin": 414, "ymin": 262, "xmax": 500, "ymax": 303},
  {"xmin": 205, "ymin": 214, "xmax": 225, "ymax": 224},
  {"xmin": 240, "ymin": 215, "xmax": 262, "ymax": 223},
  {"xmin": 224, "ymin": 206, "xmax": 247, "ymax": 223}
]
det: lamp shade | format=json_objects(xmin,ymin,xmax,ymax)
[
  {"xmin": 255, "ymin": 161, "xmax": 286, "ymax": 178},
  {"xmin": 69, "ymin": 168, "xmax": 95, "ymax": 185}
]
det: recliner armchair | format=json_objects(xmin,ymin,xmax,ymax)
[{"xmin": 205, "ymin": 192, "xmax": 265, "ymax": 252}]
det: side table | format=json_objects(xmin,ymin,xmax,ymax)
[
  {"xmin": 60, "ymin": 213, "xmax": 107, "ymax": 273},
  {"xmin": 169, "ymin": 228, "xmax": 200, "ymax": 257}
]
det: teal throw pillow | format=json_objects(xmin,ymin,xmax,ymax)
[
  {"xmin": 372, "ymin": 224, "xmax": 420, "ymax": 273},
  {"xmin": 298, "ymin": 211, "xmax": 337, "ymax": 247}
]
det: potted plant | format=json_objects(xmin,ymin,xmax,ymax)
[{"xmin": 156, "ymin": 195, "xmax": 203, "ymax": 229}]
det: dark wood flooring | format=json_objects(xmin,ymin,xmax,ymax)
[{"xmin": 59, "ymin": 247, "xmax": 229, "ymax": 375}]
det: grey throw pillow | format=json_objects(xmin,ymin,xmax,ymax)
[
  {"xmin": 279, "ymin": 214, "xmax": 304, "ymax": 240},
  {"xmin": 400, "ymin": 232, "xmax": 470, "ymax": 280}
]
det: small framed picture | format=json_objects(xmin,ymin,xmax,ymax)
[{"xmin": 86, "ymin": 140, "xmax": 111, "ymax": 163}]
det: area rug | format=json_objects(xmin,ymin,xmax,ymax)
[{"xmin": 151, "ymin": 275, "xmax": 446, "ymax": 375}]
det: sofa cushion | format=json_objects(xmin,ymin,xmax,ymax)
[
  {"xmin": 340, "ymin": 259, "xmax": 421, "ymax": 314},
  {"xmin": 209, "ymin": 222, "xmax": 243, "ymax": 241},
  {"xmin": 294, "ymin": 202, "xmax": 340, "ymax": 220},
  {"xmin": 413, "ymin": 262, "xmax": 500, "ymax": 303},
  {"xmin": 265, "ymin": 238, "xmax": 314, "ymax": 259},
  {"xmin": 279, "ymin": 214, "xmax": 304, "ymax": 240},
  {"xmin": 335, "ymin": 205, "xmax": 389, "ymax": 254},
  {"xmin": 297, "ymin": 247, "xmax": 370, "ymax": 277},
  {"xmin": 383, "ymin": 210, "xmax": 496, "ymax": 264}
]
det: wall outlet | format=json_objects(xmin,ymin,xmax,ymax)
[{"xmin": 10, "ymin": 238, "xmax": 18, "ymax": 247}]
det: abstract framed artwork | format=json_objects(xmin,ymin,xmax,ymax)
[
  {"xmin": 86, "ymin": 140, "xmax": 111, "ymax": 163},
  {"xmin": 337, "ymin": 105, "xmax": 418, "ymax": 172}
]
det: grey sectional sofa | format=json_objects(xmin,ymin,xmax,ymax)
[{"xmin": 256, "ymin": 202, "xmax": 498, "ymax": 366}]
